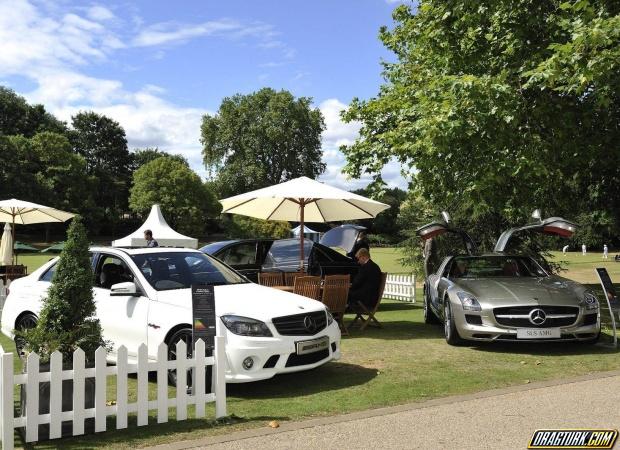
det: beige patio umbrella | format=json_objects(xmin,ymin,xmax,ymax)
[
  {"xmin": 219, "ymin": 177, "xmax": 390, "ymax": 268},
  {"xmin": 0, "ymin": 223, "xmax": 13, "ymax": 265},
  {"xmin": 0, "ymin": 199, "xmax": 75, "ymax": 263}
]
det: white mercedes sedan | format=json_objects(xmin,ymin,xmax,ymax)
[{"xmin": 1, "ymin": 247, "xmax": 341, "ymax": 383}]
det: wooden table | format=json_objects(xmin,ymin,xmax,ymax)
[{"xmin": 271, "ymin": 285, "xmax": 294, "ymax": 292}]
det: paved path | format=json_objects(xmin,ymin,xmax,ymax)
[{"xmin": 150, "ymin": 371, "xmax": 620, "ymax": 450}]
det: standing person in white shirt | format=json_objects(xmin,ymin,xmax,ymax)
[
  {"xmin": 582, "ymin": 244, "xmax": 587, "ymax": 255},
  {"xmin": 603, "ymin": 244, "xmax": 609, "ymax": 259},
  {"xmin": 562, "ymin": 245, "xmax": 569, "ymax": 254}
]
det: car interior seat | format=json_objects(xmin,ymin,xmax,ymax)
[{"xmin": 100, "ymin": 263, "xmax": 122, "ymax": 289}]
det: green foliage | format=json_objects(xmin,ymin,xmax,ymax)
[
  {"xmin": 343, "ymin": 0, "xmax": 620, "ymax": 252},
  {"xmin": 19, "ymin": 217, "xmax": 106, "ymax": 362},
  {"xmin": 223, "ymin": 215, "xmax": 291, "ymax": 239},
  {"xmin": 0, "ymin": 132, "xmax": 96, "ymax": 218},
  {"xmin": 131, "ymin": 148, "xmax": 188, "ymax": 171},
  {"xmin": 201, "ymin": 87, "xmax": 326, "ymax": 197},
  {"xmin": 129, "ymin": 157, "xmax": 221, "ymax": 236},
  {"xmin": 0, "ymin": 87, "xmax": 66, "ymax": 137},
  {"xmin": 353, "ymin": 187, "xmax": 408, "ymax": 238},
  {"xmin": 69, "ymin": 111, "xmax": 132, "ymax": 231}
]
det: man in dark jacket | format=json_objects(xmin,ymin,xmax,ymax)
[{"xmin": 347, "ymin": 248, "xmax": 382, "ymax": 309}]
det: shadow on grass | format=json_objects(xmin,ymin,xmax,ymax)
[
  {"xmin": 375, "ymin": 302, "xmax": 419, "ymax": 312},
  {"xmin": 228, "ymin": 361, "xmax": 377, "ymax": 399},
  {"xmin": 22, "ymin": 414, "xmax": 288, "ymax": 450},
  {"xmin": 470, "ymin": 339, "xmax": 619, "ymax": 357},
  {"xmin": 342, "ymin": 320, "xmax": 444, "ymax": 341}
]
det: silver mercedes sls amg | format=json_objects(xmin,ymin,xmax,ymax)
[{"xmin": 418, "ymin": 213, "xmax": 601, "ymax": 345}]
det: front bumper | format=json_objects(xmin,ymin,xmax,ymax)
[
  {"xmin": 223, "ymin": 321, "xmax": 342, "ymax": 383},
  {"xmin": 452, "ymin": 304, "xmax": 600, "ymax": 342}
]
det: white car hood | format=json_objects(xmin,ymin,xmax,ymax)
[{"xmin": 154, "ymin": 282, "xmax": 325, "ymax": 321}]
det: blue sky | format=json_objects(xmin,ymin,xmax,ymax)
[{"xmin": 0, "ymin": 0, "xmax": 408, "ymax": 189}]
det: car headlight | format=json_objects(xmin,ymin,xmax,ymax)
[
  {"xmin": 582, "ymin": 293, "xmax": 599, "ymax": 311},
  {"xmin": 326, "ymin": 309, "xmax": 334, "ymax": 326},
  {"xmin": 220, "ymin": 315, "xmax": 273, "ymax": 337},
  {"xmin": 456, "ymin": 291, "xmax": 482, "ymax": 311}
]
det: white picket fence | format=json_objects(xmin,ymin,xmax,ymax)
[
  {"xmin": 0, "ymin": 337, "xmax": 226, "ymax": 449},
  {"xmin": 383, "ymin": 273, "xmax": 416, "ymax": 303}
]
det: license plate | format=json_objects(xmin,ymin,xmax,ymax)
[
  {"xmin": 296, "ymin": 336, "xmax": 329, "ymax": 355},
  {"xmin": 517, "ymin": 328, "xmax": 561, "ymax": 339}
]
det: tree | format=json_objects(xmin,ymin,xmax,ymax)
[
  {"xmin": 20, "ymin": 217, "xmax": 106, "ymax": 362},
  {"xmin": 352, "ymin": 187, "xmax": 407, "ymax": 241},
  {"xmin": 201, "ymin": 88, "xmax": 326, "ymax": 197},
  {"xmin": 0, "ymin": 86, "xmax": 67, "ymax": 137},
  {"xmin": 223, "ymin": 216, "xmax": 291, "ymax": 239},
  {"xmin": 70, "ymin": 111, "xmax": 132, "ymax": 232},
  {"xmin": 129, "ymin": 157, "xmax": 220, "ymax": 235},
  {"xmin": 342, "ymin": 0, "xmax": 620, "ymax": 249},
  {"xmin": 131, "ymin": 147, "xmax": 188, "ymax": 171},
  {"xmin": 31, "ymin": 132, "xmax": 96, "ymax": 214}
]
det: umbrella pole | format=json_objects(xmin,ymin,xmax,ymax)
[
  {"xmin": 12, "ymin": 215, "xmax": 16, "ymax": 265},
  {"xmin": 299, "ymin": 200, "xmax": 305, "ymax": 271}
]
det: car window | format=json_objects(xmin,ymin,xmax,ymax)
[
  {"xmin": 263, "ymin": 239, "xmax": 313, "ymax": 269},
  {"xmin": 40, "ymin": 255, "xmax": 95, "ymax": 282},
  {"xmin": 40, "ymin": 262, "xmax": 57, "ymax": 282},
  {"xmin": 131, "ymin": 252, "xmax": 247, "ymax": 291},
  {"xmin": 96, "ymin": 255, "xmax": 134, "ymax": 289},
  {"xmin": 449, "ymin": 256, "xmax": 547, "ymax": 279},
  {"xmin": 218, "ymin": 242, "xmax": 257, "ymax": 265}
]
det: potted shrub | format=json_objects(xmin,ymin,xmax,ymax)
[{"xmin": 17, "ymin": 217, "xmax": 108, "ymax": 440}]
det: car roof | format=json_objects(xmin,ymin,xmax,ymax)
[{"xmin": 90, "ymin": 246, "xmax": 203, "ymax": 256}]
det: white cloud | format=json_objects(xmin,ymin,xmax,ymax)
[
  {"xmin": 86, "ymin": 5, "xmax": 115, "ymax": 21},
  {"xmin": 0, "ymin": 1, "xmax": 405, "ymax": 192}
]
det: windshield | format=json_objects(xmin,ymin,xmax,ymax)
[
  {"xmin": 131, "ymin": 252, "xmax": 248, "ymax": 291},
  {"xmin": 447, "ymin": 255, "xmax": 547, "ymax": 279}
]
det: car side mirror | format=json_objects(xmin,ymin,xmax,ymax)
[{"xmin": 110, "ymin": 281, "xmax": 138, "ymax": 296}]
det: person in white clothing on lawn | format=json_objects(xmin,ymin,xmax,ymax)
[
  {"xmin": 582, "ymin": 244, "xmax": 587, "ymax": 255},
  {"xmin": 603, "ymin": 244, "xmax": 609, "ymax": 259}
]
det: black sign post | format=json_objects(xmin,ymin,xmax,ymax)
[
  {"xmin": 595, "ymin": 268, "xmax": 618, "ymax": 348},
  {"xmin": 191, "ymin": 285, "xmax": 217, "ymax": 350}
]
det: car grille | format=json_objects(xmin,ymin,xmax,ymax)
[
  {"xmin": 272, "ymin": 311, "xmax": 327, "ymax": 336},
  {"xmin": 285, "ymin": 348, "xmax": 330, "ymax": 367},
  {"xmin": 494, "ymin": 305, "xmax": 579, "ymax": 328}
]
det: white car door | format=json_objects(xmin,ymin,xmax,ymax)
[{"xmin": 93, "ymin": 253, "xmax": 149, "ymax": 358}]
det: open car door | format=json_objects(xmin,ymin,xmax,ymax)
[
  {"xmin": 319, "ymin": 224, "xmax": 366, "ymax": 254},
  {"xmin": 494, "ymin": 216, "xmax": 577, "ymax": 253},
  {"xmin": 416, "ymin": 219, "xmax": 476, "ymax": 277}
]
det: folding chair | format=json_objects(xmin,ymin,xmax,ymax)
[
  {"xmin": 284, "ymin": 270, "xmax": 305, "ymax": 287},
  {"xmin": 350, "ymin": 272, "xmax": 388, "ymax": 331},
  {"xmin": 293, "ymin": 276, "xmax": 322, "ymax": 301},
  {"xmin": 258, "ymin": 272, "xmax": 284, "ymax": 287},
  {"xmin": 4, "ymin": 265, "xmax": 27, "ymax": 282},
  {"xmin": 321, "ymin": 274, "xmax": 350, "ymax": 335}
]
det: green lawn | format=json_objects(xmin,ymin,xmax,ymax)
[{"xmin": 3, "ymin": 249, "xmax": 619, "ymax": 449}]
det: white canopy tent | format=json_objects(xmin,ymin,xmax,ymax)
[
  {"xmin": 291, "ymin": 224, "xmax": 321, "ymax": 242},
  {"xmin": 112, "ymin": 205, "xmax": 198, "ymax": 249}
]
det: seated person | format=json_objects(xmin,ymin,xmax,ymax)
[
  {"xmin": 450, "ymin": 260, "xmax": 468, "ymax": 278},
  {"xmin": 347, "ymin": 248, "xmax": 382, "ymax": 310},
  {"xmin": 502, "ymin": 260, "xmax": 520, "ymax": 277}
]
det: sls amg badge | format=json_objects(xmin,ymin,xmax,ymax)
[{"xmin": 529, "ymin": 429, "xmax": 618, "ymax": 449}]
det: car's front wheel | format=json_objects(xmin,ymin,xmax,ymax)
[
  {"xmin": 444, "ymin": 300, "xmax": 465, "ymax": 346},
  {"xmin": 167, "ymin": 328, "xmax": 212, "ymax": 389},
  {"xmin": 15, "ymin": 313, "xmax": 38, "ymax": 355}
]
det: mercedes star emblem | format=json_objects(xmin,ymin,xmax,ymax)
[
  {"xmin": 529, "ymin": 308, "xmax": 547, "ymax": 326},
  {"xmin": 303, "ymin": 315, "xmax": 317, "ymax": 333}
]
